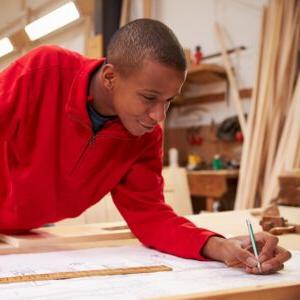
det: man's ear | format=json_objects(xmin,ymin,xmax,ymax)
[{"xmin": 101, "ymin": 64, "xmax": 116, "ymax": 89}]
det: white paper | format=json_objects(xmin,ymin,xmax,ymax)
[{"xmin": 0, "ymin": 245, "xmax": 299, "ymax": 300}]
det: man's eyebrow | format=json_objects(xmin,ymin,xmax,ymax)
[
  {"xmin": 140, "ymin": 89, "xmax": 161, "ymax": 95},
  {"xmin": 140, "ymin": 90, "xmax": 180, "ymax": 97}
]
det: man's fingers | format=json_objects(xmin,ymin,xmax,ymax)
[
  {"xmin": 261, "ymin": 248, "xmax": 292, "ymax": 271},
  {"xmin": 250, "ymin": 263, "xmax": 284, "ymax": 275},
  {"xmin": 235, "ymin": 248, "xmax": 258, "ymax": 268},
  {"xmin": 245, "ymin": 263, "xmax": 284, "ymax": 275},
  {"xmin": 247, "ymin": 249, "xmax": 291, "ymax": 274},
  {"xmin": 226, "ymin": 233, "xmax": 292, "ymax": 275},
  {"xmin": 275, "ymin": 246, "xmax": 292, "ymax": 262},
  {"xmin": 260, "ymin": 244, "xmax": 291, "ymax": 263},
  {"xmin": 257, "ymin": 235, "xmax": 279, "ymax": 262}
]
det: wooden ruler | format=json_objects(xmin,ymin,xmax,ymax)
[{"xmin": 0, "ymin": 265, "xmax": 172, "ymax": 284}]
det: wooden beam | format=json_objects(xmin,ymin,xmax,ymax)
[
  {"xmin": 0, "ymin": 12, "xmax": 27, "ymax": 38},
  {"xmin": 76, "ymin": 0, "xmax": 95, "ymax": 16},
  {"xmin": 156, "ymin": 281, "xmax": 300, "ymax": 300},
  {"xmin": 0, "ymin": 223, "xmax": 134, "ymax": 248},
  {"xmin": 120, "ymin": 0, "xmax": 131, "ymax": 27},
  {"xmin": 172, "ymin": 88, "xmax": 252, "ymax": 107},
  {"xmin": 9, "ymin": 30, "xmax": 30, "ymax": 49},
  {"xmin": 202, "ymin": 46, "xmax": 246, "ymax": 61},
  {"xmin": 235, "ymin": 0, "xmax": 300, "ymax": 209},
  {"xmin": 214, "ymin": 23, "xmax": 247, "ymax": 135},
  {"xmin": 143, "ymin": 0, "xmax": 152, "ymax": 18}
]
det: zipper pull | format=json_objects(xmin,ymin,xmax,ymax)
[{"xmin": 89, "ymin": 134, "xmax": 96, "ymax": 145}]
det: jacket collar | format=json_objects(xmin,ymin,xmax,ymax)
[{"xmin": 66, "ymin": 57, "xmax": 105, "ymax": 128}]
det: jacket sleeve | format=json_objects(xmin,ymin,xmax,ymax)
[
  {"xmin": 0, "ymin": 61, "xmax": 26, "ymax": 140},
  {"xmin": 111, "ymin": 127, "xmax": 223, "ymax": 260},
  {"xmin": 0, "ymin": 61, "xmax": 27, "ymax": 200}
]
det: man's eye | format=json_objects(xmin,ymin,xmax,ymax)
[{"xmin": 143, "ymin": 95, "xmax": 156, "ymax": 101}]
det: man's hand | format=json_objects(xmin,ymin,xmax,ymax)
[{"xmin": 202, "ymin": 232, "xmax": 291, "ymax": 275}]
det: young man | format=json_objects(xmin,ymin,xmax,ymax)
[{"xmin": 0, "ymin": 19, "xmax": 290, "ymax": 274}]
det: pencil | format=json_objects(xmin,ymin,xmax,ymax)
[{"xmin": 246, "ymin": 219, "xmax": 262, "ymax": 272}]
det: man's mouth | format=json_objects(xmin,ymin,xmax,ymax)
[{"xmin": 139, "ymin": 122, "xmax": 156, "ymax": 131}]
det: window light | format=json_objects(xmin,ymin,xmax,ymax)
[
  {"xmin": 0, "ymin": 37, "xmax": 14, "ymax": 58},
  {"xmin": 25, "ymin": 1, "xmax": 80, "ymax": 41}
]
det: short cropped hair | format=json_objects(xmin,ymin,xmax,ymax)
[{"xmin": 107, "ymin": 18, "xmax": 187, "ymax": 76}]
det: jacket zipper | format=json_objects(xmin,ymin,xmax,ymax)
[
  {"xmin": 70, "ymin": 133, "xmax": 96, "ymax": 174},
  {"xmin": 69, "ymin": 130, "xmax": 134, "ymax": 175},
  {"xmin": 68, "ymin": 114, "xmax": 136, "ymax": 175}
]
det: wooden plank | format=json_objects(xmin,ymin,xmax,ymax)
[
  {"xmin": 236, "ymin": 0, "xmax": 285, "ymax": 209},
  {"xmin": 173, "ymin": 88, "xmax": 252, "ymax": 106},
  {"xmin": 236, "ymin": 0, "xmax": 300, "ymax": 209},
  {"xmin": 187, "ymin": 174, "xmax": 227, "ymax": 198},
  {"xmin": 143, "ymin": 0, "xmax": 152, "ymax": 18},
  {"xmin": 263, "ymin": 75, "xmax": 300, "ymax": 206},
  {"xmin": 9, "ymin": 30, "xmax": 30, "ymax": 49},
  {"xmin": 188, "ymin": 170, "xmax": 238, "ymax": 177},
  {"xmin": 85, "ymin": 34, "xmax": 103, "ymax": 58},
  {"xmin": 154, "ymin": 281, "xmax": 300, "ymax": 300},
  {"xmin": 185, "ymin": 63, "xmax": 226, "ymax": 84},
  {"xmin": 214, "ymin": 23, "xmax": 247, "ymax": 135},
  {"xmin": 244, "ymin": 0, "xmax": 284, "ymax": 208},
  {"xmin": 277, "ymin": 169, "xmax": 300, "ymax": 206},
  {"xmin": 261, "ymin": 1, "xmax": 300, "ymax": 205},
  {"xmin": 234, "ymin": 7, "xmax": 266, "ymax": 209},
  {"xmin": 76, "ymin": 0, "xmax": 95, "ymax": 16},
  {"xmin": 202, "ymin": 46, "xmax": 246, "ymax": 61},
  {"xmin": 0, "ymin": 265, "xmax": 171, "ymax": 284},
  {"xmin": 120, "ymin": 0, "xmax": 131, "ymax": 27},
  {"xmin": 0, "ymin": 224, "xmax": 134, "ymax": 248}
]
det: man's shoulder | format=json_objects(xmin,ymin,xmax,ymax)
[{"xmin": 16, "ymin": 45, "xmax": 86, "ymax": 71}]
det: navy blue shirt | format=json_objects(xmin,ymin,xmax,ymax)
[{"xmin": 87, "ymin": 103, "xmax": 117, "ymax": 133}]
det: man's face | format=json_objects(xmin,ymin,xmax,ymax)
[{"xmin": 109, "ymin": 59, "xmax": 186, "ymax": 136}]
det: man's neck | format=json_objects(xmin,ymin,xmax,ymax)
[{"xmin": 89, "ymin": 68, "xmax": 116, "ymax": 117}]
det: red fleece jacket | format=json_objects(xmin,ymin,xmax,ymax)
[{"xmin": 0, "ymin": 45, "xmax": 220, "ymax": 259}]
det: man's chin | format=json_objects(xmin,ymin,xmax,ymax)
[
  {"xmin": 128, "ymin": 126, "xmax": 152, "ymax": 136},
  {"xmin": 131, "ymin": 129, "xmax": 147, "ymax": 136},
  {"xmin": 123, "ymin": 121, "xmax": 155, "ymax": 136},
  {"xmin": 124, "ymin": 125, "xmax": 145, "ymax": 136}
]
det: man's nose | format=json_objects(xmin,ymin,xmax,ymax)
[{"xmin": 148, "ymin": 103, "xmax": 167, "ymax": 123}]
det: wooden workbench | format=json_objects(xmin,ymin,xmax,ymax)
[
  {"xmin": 187, "ymin": 170, "xmax": 239, "ymax": 212},
  {"xmin": 0, "ymin": 206, "xmax": 298, "ymax": 252},
  {"xmin": 187, "ymin": 206, "xmax": 300, "ymax": 250},
  {"xmin": 0, "ymin": 207, "xmax": 299, "ymax": 299}
]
